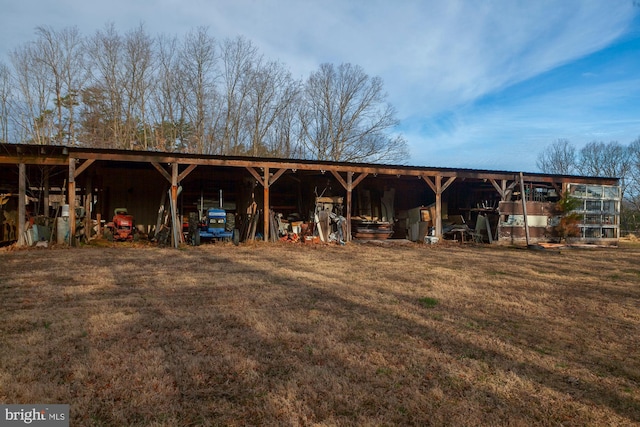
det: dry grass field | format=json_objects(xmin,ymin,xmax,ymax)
[{"xmin": 0, "ymin": 240, "xmax": 639, "ymax": 426}]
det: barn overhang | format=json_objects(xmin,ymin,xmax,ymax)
[{"xmin": 0, "ymin": 143, "xmax": 620, "ymax": 247}]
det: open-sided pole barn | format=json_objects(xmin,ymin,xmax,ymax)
[{"xmin": 0, "ymin": 143, "xmax": 621, "ymax": 247}]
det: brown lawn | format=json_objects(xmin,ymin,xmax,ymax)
[{"xmin": 0, "ymin": 240, "xmax": 639, "ymax": 426}]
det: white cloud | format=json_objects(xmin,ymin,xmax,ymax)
[
  {"xmin": 405, "ymin": 76, "xmax": 640, "ymax": 171},
  {"xmin": 1, "ymin": 1, "xmax": 633, "ymax": 99},
  {"xmin": 0, "ymin": 0, "xmax": 638, "ymax": 171}
]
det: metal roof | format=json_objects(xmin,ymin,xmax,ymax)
[{"xmin": 0, "ymin": 142, "xmax": 620, "ymax": 185}]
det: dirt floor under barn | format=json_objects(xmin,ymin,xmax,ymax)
[{"xmin": 1, "ymin": 240, "xmax": 639, "ymax": 426}]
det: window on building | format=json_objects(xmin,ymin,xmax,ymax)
[{"xmin": 568, "ymin": 183, "xmax": 620, "ymax": 240}]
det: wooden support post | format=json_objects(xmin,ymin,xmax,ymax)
[
  {"xmin": 154, "ymin": 185, "xmax": 168, "ymax": 240},
  {"xmin": 330, "ymin": 170, "xmax": 368, "ymax": 243},
  {"xmin": 17, "ymin": 163, "xmax": 26, "ymax": 246},
  {"xmin": 264, "ymin": 167, "xmax": 270, "ymax": 242},
  {"xmin": 70, "ymin": 159, "xmax": 95, "ymax": 242},
  {"xmin": 85, "ymin": 175, "xmax": 92, "ymax": 242},
  {"xmin": 346, "ymin": 172, "xmax": 353, "ymax": 242},
  {"xmin": 435, "ymin": 175, "xmax": 442, "ymax": 239},
  {"xmin": 44, "ymin": 167, "xmax": 50, "ymax": 217},
  {"xmin": 69, "ymin": 158, "xmax": 76, "ymax": 246},
  {"xmin": 519, "ymin": 172, "xmax": 530, "ymax": 246},
  {"xmin": 332, "ymin": 170, "xmax": 365, "ymax": 242},
  {"xmin": 171, "ymin": 163, "xmax": 179, "ymax": 248},
  {"xmin": 421, "ymin": 175, "xmax": 455, "ymax": 239},
  {"xmin": 151, "ymin": 160, "xmax": 195, "ymax": 242}
]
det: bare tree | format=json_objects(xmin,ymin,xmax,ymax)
[
  {"xmin": 151, "ymin": 34, "xmax": 185, "ymax": 151},
  {"xmin": 270, "ymin": 93, "xmax": 304, "ymax": 159},
  {"xmin": 32, "ymin": 26, "xmax": 85, "ymax": 145},
  {"xmin": 121, "ymin": 24, "xmax": 154, "ymax": 150},
  {"xmin": 5, "ymin": 25, "xmax": 412, "ymax": 165},
  {"xmin": 218, "ymin": 36, "xmax": 256, "ymax": 155},
  {"xmin": 536, "ymin": 139, "xmax": 577, "ymax": 175},
  {"xmin": 84, "ymin": 23, "xmax": 125, "ymax": 148},
  {"xmin": 0, "ymin": 62, "xmax": 11, "ymax": 143},
  {"xmin": 300, "ymin": 63, "xmax": 407, "ymax": 163},
  {"xmin": 625, "ymin": 137, "xmax": 640, "ymax": 210},
  {"xmin": 246, "ymin": 58, "xmax": 300, "ymax": 157},
  {"xmin": 537, "ymin": 138, "xmax": 639, "ymax": 231},
  {"xmin": 179, "ymin": 27, "xmax": 217, "ymax": 154},
  {"xmin": 78, "ymin": 85, "xmax": 109, "ymax": 147},
  {"xmin": 578, "ymin": 141, "xmax": 633, "ymax": 208},
  {"xmin": 577, "ymin": 141, "xmax": 632, "ymax": 178},
  {"xmin": 10, "ymin": 43, "xmax": 53, "ymax": 144},
  {"xmin": 58, "ymin": 28, "xmax": 86, "ymax": 145},
  {"xmin": 32, "ymin": 26, "xmax": 65, "ymax": 144}
]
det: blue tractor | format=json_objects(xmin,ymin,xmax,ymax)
[
  {"xmin": 200, "ymin": 208, "xmax": 233, "ymax": 240},
  {"xmin": 186, "ymin": 208, "xmax": 237, "ymax": 245}
]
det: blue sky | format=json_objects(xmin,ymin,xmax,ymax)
[{"xmin": 1, "ymin": 0, "xmax": 639, "ymax": 172}]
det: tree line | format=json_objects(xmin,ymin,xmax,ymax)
[
  {"xmin": 537, "ymin": 138, "xmax": 640, "ymax": 232},
  {"xmin": 0, "ymin": 24, "xmax": 407, "ymax": 163}
]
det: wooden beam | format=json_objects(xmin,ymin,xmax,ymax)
[
  {"xmin": 74, "ymin": 159, "xmax": 95, "ymax": 178},
  {"xmin": 244, "ymin": 166, "xmax": 287, "ymax": 241},
  {"xmin": 346, "ymin": 172, "xmax": 353, "ymax": 242},
  {"xmin": 264, "ymin": 167, "xmax": 270, "ymax": 242},
  {"xmin": 269, "ymin": 168, "xmax": 288, "ymax": 186},
  {"xmin": 63, "ymin": 150, "xmax": 527, "ymax": 179},
  {"xmin": 85, "ymin": 174, "xmax": 93, "ymax": 242},
  {"xmin": 435, "ymin": 175, "xmax": 442, "ymax": 239},
  {"xmin": 505, "ymin": 180, "xmax": 519, "ymax": 200},
  {"xmin": 69, "ymin": 158, "xmax": 76, "ymax": 246},
  {"xmin": 246, "ymin": 167, "xmax": 265, "ymax": 187},
  {"xmin": 2, "ymin": 147, "xmax": 615, "ymax": 187},
  {"xmin": 0, "ymin": 155, "xmax": 68, "ymax": 166},
  {"xmin": 151, "ymin": 162, "xmax": 172, "ymax": 183},
  {"xmin": 422, "ymin": 174, "xmax": 454, "ymax": 239},
  {"xmin": 154, "ymin": 184, "xmax": 169, "ymax": 241},
  {"xmin": 488, "ymin": 178, "xmax": 517, "ymax": 201},
  {"xmin": 17, "ymin": 164, "xmax": 26, "ymax": 246},
  {"xmin": 519, "ymin": 172, "xmax": 530, "ymax": 246},
  {"xmin": 43, "ymin": 168, "xmax": 50, "ymax": 218},
  {"xmin": 488, "ymin": 179, "xmax": 504, "ymax": 198},
  {"xmin": 0, "ymin": 146, "xmax": 613, "ymax": 186},
  {"xmin": 155, "ymin": 162, "xmax": 198, "ymax": 185},
  {"xmin": 424, "ymin": 175, "xmax": 456, "ymax": 194},
  {"xmin": 177, "ymin": 164, "xmax": 198, "ymax": 182},
  {"xmin": 328, "ymin": 171, "xmax": 366, "ymax": 242},
  {"xmin": 351, "ymin": 172, "xmax": 369, "ymax": 189},
  {"xmin": 422, "ymin": 175, "xmax": 437, "ymax": 193},
  {"xmin": 441, "ymin": 176, "xmax": 457, "ymax": 193},
  {"xmin": 330, "ymin": 170, "xmax": 348, "ymax": 190},
  {"xmin": 170, "ymin": 163, "xmax": 179, "ymax": 248}
]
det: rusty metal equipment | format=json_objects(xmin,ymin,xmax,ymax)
[{"xmin": 105, "ymin": 208, "xmax": 135, "ymax": 241}]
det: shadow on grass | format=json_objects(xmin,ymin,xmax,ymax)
[{"xmin": 1, "ymin": 245, "xmax": 638, "ymax": 425}]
